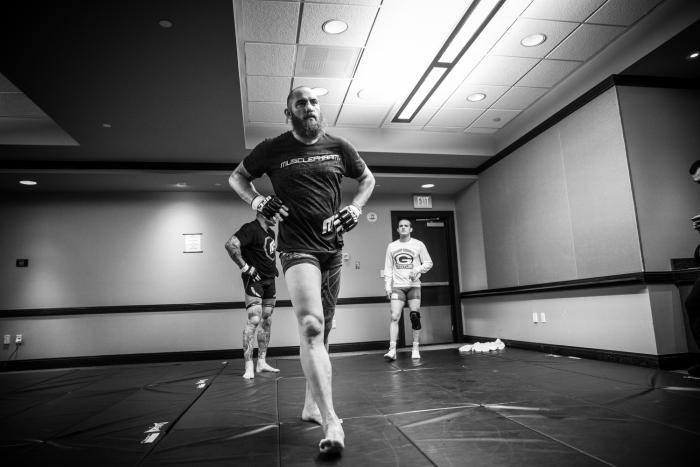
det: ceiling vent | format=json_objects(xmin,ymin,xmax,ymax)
[{"xmin": 295, "ymin": 45, "xmax": 361, "ymax": 78}]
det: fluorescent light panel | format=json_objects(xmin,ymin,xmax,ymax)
[
  {"xmin": 438, "ymin": 0, "xmax": 502, "ymax": 63},
  {"xmin": 396, "ymin": 67, "xmax": 447, "ymax": 120},
  {"xmin": 393, "ymin": 0, "xmax": 505, "ymax": 123}
]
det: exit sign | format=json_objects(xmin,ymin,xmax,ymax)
[{"xmin": 413, "ymin": 194, "xmax": 432, "ymax": 209}]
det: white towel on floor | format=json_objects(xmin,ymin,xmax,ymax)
[{"xmin": 459, "ymin": 338, "xmax": 505, "ymax": 353}]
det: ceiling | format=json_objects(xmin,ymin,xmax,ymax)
[{"xmin": 0, "ymin": 0, "xmax": 698, "ymax": 195}]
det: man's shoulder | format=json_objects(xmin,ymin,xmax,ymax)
[
  {"xmin": 322, "ymin": 132, "xmax": 355, "ymax": 149},
  {"xmin": 254, "ymin": 131, "xmax": 293, "ymax": 150},
  {"xmin": 411, "ymin": 238, "xmax": 426, "ymax": 248}
]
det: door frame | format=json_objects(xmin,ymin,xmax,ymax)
[{"xmin": 389, "ymin": 211, "xmax": 463, "ymax": 346}]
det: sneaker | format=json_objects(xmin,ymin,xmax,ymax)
[
  {"xmin": 384, "ymin": 349, "xmax": 396, "ymax": 360},
  {"xmin": 411, "ymin": 348, "xmax": 420, "ymax": 359}
]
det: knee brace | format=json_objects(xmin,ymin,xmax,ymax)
[{"xmin": 409, "ymin": 311, "xmax": 421, "ymax": 330}]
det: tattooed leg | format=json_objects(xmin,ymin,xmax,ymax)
[
  {"xmin": 242, "ymin": 302, "xmax": 261, "ymax": 379},
  {"xmin": 256, "ymin": 305, "xmax": 279, "ymax": 373}
]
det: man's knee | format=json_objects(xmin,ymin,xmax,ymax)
[
  {"xmin": 261, "ymin": 307, "xmax": 274, "ymax": 321},
  {"xmin": 300, "ymin": 314, "xmax": 324, "ymax": 339},
  {"xmin": 247, "ymin": 303, "xmax": 262, "ymax": 325},
  {"xmin": 409, "ymin": 311, "xmax": 421, "ymax": 330}
]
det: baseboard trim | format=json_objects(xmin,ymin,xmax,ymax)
[
  {"xmin": 0, "ymin": 340, "xmax": 390, "ymax": 372},
  {"xmin": 463, "ymin": 334, "xmax": 694, "ymax": 370}
]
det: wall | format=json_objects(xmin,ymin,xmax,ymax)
[
  {"xmin": 455, "ymin": 181, "xmax": 486, "ymax": 292},
  {"xmin": 478, "ymin": 87, "xmax": 642, "ymax": 289},
  {"xmin": 617, "ymin": 86, "xmax": 700, "ymax": 271},
  {"xmin": 463, "ymin": 285, "xmax": 659, "ymax": 355},
  {"xmin": 0, "ymin": 190, "xmax": 455, "ymax": 360},
  {"xmin": 461, "ymin": 86, "xmax": 692, "ymax": 356}
]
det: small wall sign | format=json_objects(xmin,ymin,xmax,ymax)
[
  {"xmin": 183, "ymin": 233, "xmax": 203, "ymax": 253},
  {"xmin": 412, "ymin": 194, "xmax": 432, "ymax": 209},
  {"xmin": 366, "ymin": 212, "xmax": 378, "ymax": 222}
]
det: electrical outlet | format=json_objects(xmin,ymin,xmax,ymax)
[
  {"xmin": 3, "ymin": 334, "xmax": 10, "ymax": 345},
  {"xmin": 15, "ymin": 334, "xmax": 23, "ymax": 345}
]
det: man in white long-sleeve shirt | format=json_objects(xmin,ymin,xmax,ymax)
[{"xmin": 383, "ymin": 219, "xmax": 433, "ymax": 359}]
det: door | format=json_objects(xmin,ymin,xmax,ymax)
[{"xmin": 390, "ymin": 211, "xmax": 461, "ymax": 346}]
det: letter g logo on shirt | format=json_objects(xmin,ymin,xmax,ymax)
[{"xmin": 395, "ymin": 253, "xmax": 413, "ymax": 265}]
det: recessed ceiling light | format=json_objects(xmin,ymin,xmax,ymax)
[
  {"xmin": 19, "ymin": 180, "xmax": 37, "ymax": 186},
  {"xmin": 159, "ymin": 20, "xmax": 173, "ymax": 28},
  {"xmin": 312, "ymin": 87, "xmax": 329, "ymax": 96},
  {"xmin": 467, "ymin": 92, "xmax": 486, "ymax": 102},
  {"xmin": 521, "ymin": 33, "xmax": 547, "ymax": 47},
  {"xmin": 175, "ymin": 182, "xmax": 188, "ymax": 188},
  {"xmin": 357, "ymin": 88, "xmax": 381, "ymax": 100},
  {"xmin": 688, "ymin": 51, "xmax": 699, "ymax": 60},
  {"xmin": 421, "ymin": 183, "xmax": 435, "ymax": 189},
  {"xmin": 322, "ymin": 19, "xmax": 348, "ymax": 35},
  {"xmin": 102, "ymin": 123, "xmax": 112, "ymax": 128}
]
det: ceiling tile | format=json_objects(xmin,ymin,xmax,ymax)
[
  {"xmin": 426, "ymin": 108, "xmax": 483, "ymax": 128},
  {"xmin": 291, "ymin": 77, "xmax": 351, "ymax": 105},
  {"xmin": 239, "ymin": 0, "xmax": 299, "ymax": 43},
  {"xmin": 320, "ymin": 0, "xmax": 382, "ymax": 5},
  {"xmin": 471, "ymin": 109, "xmax": 521, "ymax": 128},
  {"xmin": 465, "ymin": 127, "xmax": 499, "ymax": 134},
  {"xmin": 466, "ymin": 56, "xmax": 539, "ymax": 86},
  {"xmin": 492, "ymin": 86, "xmax": 548, "ymax": 110},
  {"xmin": 0, "ymin": 93, "xmax": 46, "ymax": 117},
  {"xmin": 522, "ymin": 0, "xmax": 607, "ymax": 22},
  {"xmin": 489, "ymin": 18, "xmax": 579, "ymax": 59},
  {"xmin": 424, "ymin": 125, "xmax": 470, "ymax": 133},
  {"xmin": 336, "ymin": 104, "xmax": 391, "ymax": 127},
  {"xmin": 516, "ymin": 59, "xmax": 580, "ymax": 87},
  {"xmin": 245, "ymin": 43, "xmax": 296, "ymax": 76},
  {"xmin": 317, "ymin": 104, "xmax": 342, "ymax": 126},
  {"xmin": 586, "ymin": 0, "xmax": 663, "ymax": 26},
  {"xmin": 246, "ymin": 76, "xmax": 291, "ymax": 102},
  {"xmin": 248, "ymin": 102, "xmax": 286, "ymax": 124},
  {"xmin": 548, "ymin": 23, "xmax": 625, "ymax": 61},
  {"xmin": 295, "ymin": 45, "xmax": 361, "ymax": 78},
  {"xmin": 344, "ymin": 80, "xmax": 397, "ymax": 105},
  {"xmin": 0, "ymin": 73, "xmax": 20, "ymax": 92},
  {"xmin": 299, "ymin": 3, "xmax": 378, "ymax": 47},
  {"xmin": 0, "ymin": 117, "xmax": 78, "ymax": 145},
  {"xmin": 444, "ymin": 84, "xmax": 510, "ymax": 109}
]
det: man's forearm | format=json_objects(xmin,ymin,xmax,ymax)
[
  {"xmin": 229, "ymin": 164, "xmax": 261, "ymax": 206},
  {"xmin": 224, "ymin": 237, "xmax": 246, "ymax": 269},
  {"xmin": 351, "ymin": 167, "xmax": 375, "ymax": 210}
]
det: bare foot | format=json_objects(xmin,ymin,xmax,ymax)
[
  {"xmin": 319, "ymin": 419, "xmax": 345, "ymax": 456},
  {"xmin": 301, "ymin": 404, "xmax": 323, "ymax": 425},
  {"xmin": 256, "ymin": 361, "xmax": 279, "ymax": 373},
  {"xmin": 242, "ymin": 361, "xmax": 255, "ymax": 379}
]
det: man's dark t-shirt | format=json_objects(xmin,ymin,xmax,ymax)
[
  {"xmin": 234, "ymin": 220, "xmax": 278, "ymax": 279},
  {"xmin": 243, "ymin": 131, "xmax": 366, "ymax": 254}
]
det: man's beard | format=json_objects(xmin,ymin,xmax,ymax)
[{"xmin": 290, "ymin": 112, "xmax": 325, "ymax": 139}]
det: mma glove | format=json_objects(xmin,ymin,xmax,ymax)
[
  {"xmin": 241, "ymin": 264, "xmax": 261, "ymax": 283},
  {"xmin": 333, "ymin": 204, "xmax": 362, "ymax": 233},
  {"xmin": 252, "ymin": 195, "xmax": 286, "ymax": 221}
]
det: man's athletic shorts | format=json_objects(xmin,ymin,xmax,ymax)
[
  {"xmin": 391, "ymin": 286, "xmax": 421, "ymax": 302},
  {"xmin": 279, "ymin": 251, "xmax": 343, "ymax": 317},
  {"xmin": 242, "ymin": 275, "xmax": 276, "ymax": 305}
]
